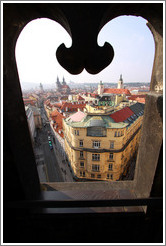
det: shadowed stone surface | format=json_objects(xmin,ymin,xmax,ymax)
[{"xmin": 3, "ymin": 3, "xmax": 163, "ymax": 243}]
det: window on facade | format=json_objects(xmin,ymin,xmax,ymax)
[
  {"xmin": 80, "ymin": 161, "xmax": 84, "ymax": 167},
  {"xmin": 118, "ymin": 131, "xmax": 121, "ymax": 137},
  {"xmin": 79, "ymin": 140, "xmax": 83, "ymax": 147},
  {"xmin": 74, "ymin": 130, "xmax": 79, "ymax": 135},
  {"xmin": 80, "ymin": 171, "xmax": 85, "ymax": 177},
  {"xmin": 97, "ymin": 174, "xmax": 101, "ymax": 178},
  {"xmin": 109, "ymin": 153, "xmax": 113, "ymax": 160},
  {"xmin": 92, "ymin": 164, "xmax": 100, "ymax": 172},
  {"xmin": 114, "ymin": 131, "xmax": 117, "ymax": 137},
  {"xmin": 93, "ymin": 141, "xmax": 100, "ymax": 148},
  {"xmin": 110, "ymin": 141, "xmax": 114, "ymax": 149},
  {"xmin": 80, "ymin": 151, "xmax": 84, "ymax": 158},
  {"xmin": 92, "ymin": 153, "xmax": 100, "ymax": 161},
  {"xmin": 87, "ymin": 127, "xmax": 106, "ymax": 137},
  {"xmin": 108, "ymin": 163, "xmax": 113, "ymax": 171},
  {"xmin": 107, "ymin": 174, "xmax": 113, "ymax": 180},
  {"xmin": 91, "ymin": 174, "xmax": 95, "ymax": 178}
]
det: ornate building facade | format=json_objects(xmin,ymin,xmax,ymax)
[{"xmin": 63, "ymin": 102, "xmax": 144, "ymax": 181}]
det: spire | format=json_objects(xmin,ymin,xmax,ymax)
[
  {"xmin": 39, "ymin": 82, "xmax": 44, "ymax": 92},
  {"xmin": 57, "ymin": 76, "xmax": 60, "ymax": 83},
  {"xmin": 56, "ymin": 76, "xmax": 61, "ymax": 89},
  {"xmin": 117, "ymin": 74, "xmax": 124, "ymax": 89},
  {"xmin": 62, "ymin": 76, "xmax": 66, "ymax": 85}
]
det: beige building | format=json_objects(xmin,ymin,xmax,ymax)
[
  {"xmin": 29, "ymin": 105, "xmax": 42, "ymax": 129},
  {"xmin": 63, "ymin": 103, "xmax": 144, "ymax": 181}
]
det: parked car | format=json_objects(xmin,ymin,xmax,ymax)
[
  {"xmin": 49, "ymin": 145, "xmax": 53, "ymax": 150},
  {"xmin": 48, "ymin": 139, "xmax": 53, "ymax": 150}
]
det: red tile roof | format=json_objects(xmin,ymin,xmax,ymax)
[
  {"xmin": 50, "ymin": 109, "xmax": 65, "ymax": 138},
  {"xmin": 103, "ymin": 88, "xmax": 131, "ymax": 95},
  {"xmin": 128, "ymin": 94, "xmax": 146, "ymax": 100},
  {"xmin": 61, "ymin": 102, "xmax": 86, "ymax": 111},
  {"xmin": 135, "ymin": 98, "xmax": 145, "ymax": 103},
  {"xmin": 77, "ymin": 95, "xmax": 85, "ymax": 101},
  {"xmin": 23, "ymin": 99, "xmax": 36, "ymax": 106},
  {"xmin": 128, "ymin": 95, "xmax": 146, "ymax": 103},
  {"xmin": 110, "ymin": 107, "xmax": 134, "ymax": 123},
  {"xmin": 84, "ymin": 92, "xmax": 98, "ymax": 98},
  {"xmin": 53, "ymin": 102, "xmax": 62, "ymax": 108}
]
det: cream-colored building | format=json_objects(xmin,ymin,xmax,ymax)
[{"xmin": 63, "ymin": 103, "xmax": 144, "ymax": 181}]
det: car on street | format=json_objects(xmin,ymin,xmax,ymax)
[
  {"xmin": 48, "ymin": 139, "xmax": 53, "ymax": 150},
  {"xmin": 49, "ymin": 145, "xmax": 53, "ymax": 150}
]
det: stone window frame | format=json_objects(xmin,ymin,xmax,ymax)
[
  {"xmin": 107, "ymin": 174, "xmax": 113, "ymax": 180},
  {"xmin": 92, "ymin": 140, "xmax": 101, "ymax": 149},
  {"xmin": 80, "ymin": 151, "xmax": 84, "ymax": 158},
  {"xmin": 108, "ymin": 163, "xmax": 113, "ymax": 171},
  {"xmin": 4, "ymin": 3, "xmax": 163, "ymax": 211},
  {"xmin": 92, "ymin": 164, "xmax": 100, "ymax": 172},
  {"xmin": 74, "ymin": 129, "xmax": 79, "ymax": 136},
  {"xmin": 109, "ymin": 153, "xmax": 114, "ymax": 161},
  {"xmin": 80, "ymin": 171, "xmax": 85, "ymax": 177},
  {"xmin": 80, "ymin": 161, "xmax": 84, "ymax": 167},
  {"xmin": 79, "ymin": 139, "xmax": 83, "ymax": 147},
  {"xmin": 92, "ymin": 153, "xmax": 100, "ymax": 161},
  {"xmin": 110, "ymin": 141, "xmax": 114, "ymax": 149}
]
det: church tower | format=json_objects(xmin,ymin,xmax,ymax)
[
  {"xmin": 39, "ymin": 83, "xmax": 44, "ymax": 92},
  {"xmin": 98, "ymin": 81, "xmax": 104, "ymax": 95},
  {"xmin": 56, "ymin": 76, "xmax": 61, "ymax": 90},
  {"xmin": 117, "ymin": 74, "xmax": 124, "ymax": 89},
  {"xmin": 62, "ymin": 76, "xmax": 66, "ymax": 85}
]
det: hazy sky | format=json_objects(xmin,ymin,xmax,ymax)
[{"xmin": 15, "ymin": 15, "xmax": 155, "ymax": 85}]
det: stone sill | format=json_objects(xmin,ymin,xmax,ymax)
[
  {"xmin": 41, "ymin": 180, "xmax": 134, "ymax": 191},
  {"xmin": 37, "ymin": 187, "xmax": 145, "ymax": 214}
]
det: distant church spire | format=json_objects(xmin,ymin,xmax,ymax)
[
  {"xmin": 39, "ymin": 82, "xmax": 44, "ymax": 92},
  {"xmin": 57, "ymin": 76, "xmax": 60, "ymax": 83},
  {"xmin": 56, "ymin": 76, "xmax": 61, "ymax": 89},
  {"xmin": 117, "ymin": 74, "xmax": 124, "ymax": 89},
  {"xmin": 62, "ymin": 76, "xmax": 66, "ymax": 85}
]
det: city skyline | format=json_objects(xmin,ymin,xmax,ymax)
[{"xmin": 15, "ymin": 15, "xmax": 155, "ymax": 86}]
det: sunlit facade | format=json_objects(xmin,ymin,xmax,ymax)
[{"xmin": 63, "ymin": 103, "xmax": 144, "ymax": 181}]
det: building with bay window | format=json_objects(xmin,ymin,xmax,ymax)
[{"xmin": 63, "ymin": 102, "xmax": 144, "ymax": 181}]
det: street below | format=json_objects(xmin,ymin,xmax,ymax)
[{"xmin": 34, "ymin": 105, "xmax": 64, "ymax": 182}]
